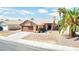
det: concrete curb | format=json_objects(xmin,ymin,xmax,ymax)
[{"xmin": 0, "ymin": 36, "xmax": 79, "ymax": 51}]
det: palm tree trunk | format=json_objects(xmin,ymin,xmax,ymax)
[{"xmin": 69, "ymin": 30, "xmax": 76, "ymax": 38}]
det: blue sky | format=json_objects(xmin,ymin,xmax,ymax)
[{"xmin": 0, "ymin": 7, "xmax": 59, "ymax": 21}]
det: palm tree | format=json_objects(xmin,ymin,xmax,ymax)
[
  {"xmin": 30, "ymin": 18, "xmax": 34, "ymax": 21},
  {"xmin": 58, "ymin": 7, "xmax": 66, "ymax": 19},
  {"xmin": 58, "ymin": 7, "xmax": 79, "ymax": 38}
]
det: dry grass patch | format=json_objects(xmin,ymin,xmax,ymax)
[{"xmin": 0, "ymin": 31, "xmax": 17, "ymax": 37}]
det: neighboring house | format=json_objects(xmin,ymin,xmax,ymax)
[
  {"xmin": 0, "ymin": 21, "xmax": 8, "ymax": 31},
  {"xmin": 4, "ymin": 20, "xmax": 24, "ymax": 30},
  {"xmin": 20, "ymin": 20, "xmax": 58, "ymax": 32},
  {"xmin": 20, "ymin": 20, "xmax": 37, "ymax": 32}
]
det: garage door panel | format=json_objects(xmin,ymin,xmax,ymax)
[{"xmin": 23, "ymin": 26, "xmax": 33, "ymax": 32}]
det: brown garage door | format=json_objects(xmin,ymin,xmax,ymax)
[{"xmin": 23, "ymin": 26, "xmax": 33, "ymax": 32}]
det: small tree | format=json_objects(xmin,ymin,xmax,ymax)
[{"xmin": 18, "ymin": 19, "xmax": 21, "ymax": 21}]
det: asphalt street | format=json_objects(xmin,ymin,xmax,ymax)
[{"xmin": 0, "ymin": 39, "xmax": 54, "ymax": 51}]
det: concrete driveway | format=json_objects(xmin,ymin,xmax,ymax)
[{"xmin": 7, "ymin": 32, "xmax": 32, "ymax": 39}]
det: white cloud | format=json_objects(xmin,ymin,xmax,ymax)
[
  {"xmin": 0, "ymin": 15, "xmax": 26, "ymax": 20},
  {"xmin": 48, "ymin": 12, "xmax": 59, "ymax": 16},
  {"xmin": 0, "ymin": 7, "xmax": 16, "ymax": 14},
  {"xmin": 0, "ymin": 7, "xmax": 35, "ymax": 16},
  {"xmin": 48, "ymin": 12, "xmax": 60, "ymax": 20},
  {"xmin": 3, "ymin": 12, "xmax": 9, "ymax": 14},
  {"xmin": 0, "ymin": 15, "xmax": 9, "ymax": 19},
  {"xmin": 19, "ymin": 10, "xmax": 34, "ymax": 15},
  {"xmin": 3, "ymin": 12, "xmax": 12, "ymax": 14},
  {"xmin": 0, "ymin": 7, "xmax": 6, "ymax": 10},
  {"xmin": 0, "ymin": 7, "xmax": 6, "ymax": 13},
  {"xmin": 0, "ymin": 7, "xmax": 12, "ymax": 11},
  {"xmin": 51, "ymin": 9, "xmax": 58, "ymax": 12},
  {"xmin": 38, "ymin": 9, "xmax": 48, "ymax": 13}
]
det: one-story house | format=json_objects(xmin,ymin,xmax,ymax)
[
  {"xmin": 20, "ymin": 20, "xmax": 58, "ymax": 32},
  {"xmin": 4, "ymin": 20, "xmax": 24, "ymax": 30},
  {"xmin": 0, "ymin": 21, "xmax": 8, "ymax": 31}
]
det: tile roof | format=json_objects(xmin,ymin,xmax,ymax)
[{"xmin": 25, "ymin": 20, "xmax": 58, "ymax": 25}]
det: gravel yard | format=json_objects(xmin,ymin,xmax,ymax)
[
  {"xmin": 23, "ymin": 32, "xmax": 58, "ymax": 44},
  {"xmin": 23, "ymin": 31, "xmax": 79, "ymax": 48}
]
